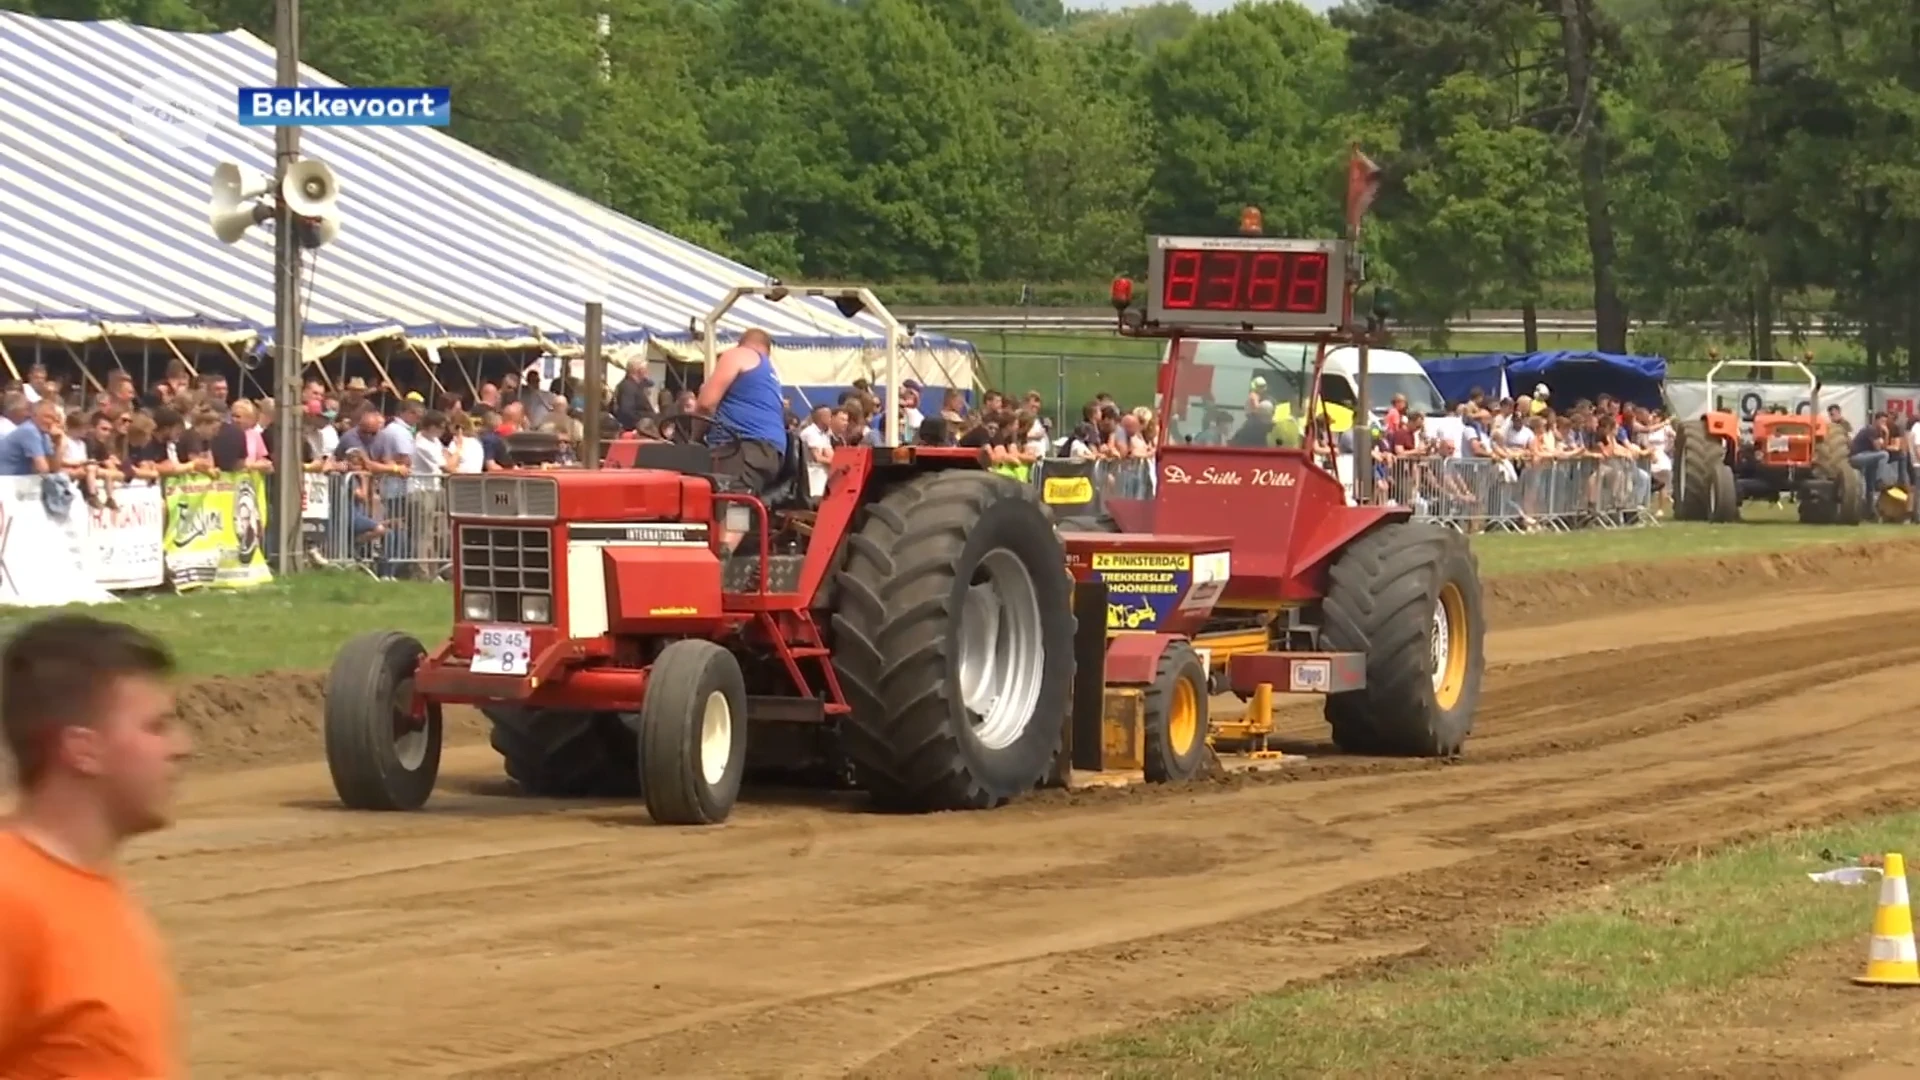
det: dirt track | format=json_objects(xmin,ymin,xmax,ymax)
[{"xmin": 116, "ymin": 539, "xmax": 1920, "ymax": 1077}]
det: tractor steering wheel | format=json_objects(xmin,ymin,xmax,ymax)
[{"xmin": 655, "ymin": 410, "xmax": 713, "ymax": 445}]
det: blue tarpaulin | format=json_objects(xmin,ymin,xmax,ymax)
[
  {"xmin": 1419, "ymin": 353, "xmax": 1510, "ymax": 406},
  {"xmin": 1506, "ymin": 351, "xmax": 1667, "ymax": 410}
]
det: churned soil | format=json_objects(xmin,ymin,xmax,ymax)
[{"xmin": 105, "ymin": 533, "xmax": 1920, "ymax": 1078}]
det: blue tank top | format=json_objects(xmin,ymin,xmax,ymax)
[{"xmin": 709, "ymin": 350, "xmax": 788, "ymax": 446}]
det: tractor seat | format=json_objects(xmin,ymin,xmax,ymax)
[{"xmin": 764, "ymin": 430, "xmax": 814, "ymax": 512}]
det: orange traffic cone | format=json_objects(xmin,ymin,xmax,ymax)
[{"xmin": 1855, "ymin": 852, "xmax": 1920, "ymax": 987}]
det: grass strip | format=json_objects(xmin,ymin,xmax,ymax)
[{"xmin": 1004, "ymin": 812, "xmax": 1920, "ymax": 1078}]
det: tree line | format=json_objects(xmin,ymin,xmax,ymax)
[{"xmin": 14, "ymin": 0, "xmax": 1920, "ymax": 375}]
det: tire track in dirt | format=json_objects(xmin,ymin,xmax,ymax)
[{"xmin": 121, "ymin": 593, "xmax": 1920, "ymax": 1079}]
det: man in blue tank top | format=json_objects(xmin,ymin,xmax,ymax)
[{"xmin": 695, "ymin": 328, "xmax": 790, "ymax": 548}]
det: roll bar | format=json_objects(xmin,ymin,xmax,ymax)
[
  {"xmin": 1702, "ymin": 358, "xmax": 1821, "ymax": 415},
  {"xmin": 698, "ymin": 285, "xmax": 905, "ymax": 448}
]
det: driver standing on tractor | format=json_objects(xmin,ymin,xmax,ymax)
[{"xmin": 696, "ymin": 327, "xmax": 787, "ymax": 551}]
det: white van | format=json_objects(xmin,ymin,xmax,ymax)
[{"xmin": 1159, "ymin": 340, "xmax": 1451, "ymax": 501}]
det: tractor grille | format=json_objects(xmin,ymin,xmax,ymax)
[
  {"xmin": 447, "ymin": 476, "xmax": 558, "ymax": 520},
  {"xmin": 458, "ymin": 525, "xmax": 554, "ymax": 623}
]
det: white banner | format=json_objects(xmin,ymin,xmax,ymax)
[
  {"xmin": 301, "ymin": 472, "xmax": 330, "ymax": 521},
  {"xmin": 87, "ymin": 482, "xmax": 165, "ymax": 590},
  {"xmin": 1666, "ymin": 379, "xmax": 1870, "ymax": 430},
  {"xmin": 0, "ymin": 478, "xmax": 116, "ymax": 607},
  {"xmin": 1871, "ymin": 386, "xmax": 1920, "ymax": 421}
]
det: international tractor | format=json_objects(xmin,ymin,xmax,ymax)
[
  {"xmin": 1672, "ymin": 358, "xmax": 1861, "ymax": 524},
  {"xmin": 322, "ymin": 230, "xmax": 1487, "ymax": 826}
]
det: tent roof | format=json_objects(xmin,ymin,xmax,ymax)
[{"xmin": 0, "ymin": 12, "xmax": 966, "ymax": 358}]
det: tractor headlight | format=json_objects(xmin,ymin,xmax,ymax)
[
  {"xmin": 521, "ymin": 594, "xmax": 551, "ymax": 624},
  {"xmin": 462, "ymin": 592, "xmax": 494, "ymax": 622}
]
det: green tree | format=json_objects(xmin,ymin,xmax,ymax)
[{"xmin": 1143, "ymin": 1, "xmax": 1351, "ymax": 238}]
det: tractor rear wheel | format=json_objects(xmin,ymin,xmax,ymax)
[
  {"xmin": 1319, "ymin": 522, "xmax": 1485, "ymax": 757},
  {"xmin": 485, "ymin": 708, "xmax": 639, "ymax": 798},
  {"xmin": 637, "ymin": 640, "xmax": 749, "ymax": 825},
  {"xmin": 1143, "ymin": 640, "xmax": 1211, "ymax": 783},
  {"xmin": 1676, "ymin": 420, "xmax": 1738, "ymax": 522},
  {"xmin": 1806, "ymin": 433, "xmax": 1864, "ymax": 525},
  {"xmin": 832, "ymin": 470, "xmax": 1077, "ymax": 812},
  {"xmin": 324, "ymin": 631, "xmax": 443, "ymax": 811}
]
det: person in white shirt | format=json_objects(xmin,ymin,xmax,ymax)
[
  {"xmin": 0, "ymin": 391, "xmax": 27, "ymax": 440},
  {"xmin": 897, "ymin": 382, "xmax": 926, "ymax": 437},
  {"xmin": 448, "ymin": 415, "xmax": 486, "ymax": 474},
  {"xmin": 406, "ymin": 410, "xmax": 449, "ymax": 576},
  {"xmin": 800, "ymin": 406, "xmax": 835, "ymax": 498}
]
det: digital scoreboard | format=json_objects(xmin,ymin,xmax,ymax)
[{"xmin": 1144, "ymin": 235, "xmax": 1349, "ymax": 331}]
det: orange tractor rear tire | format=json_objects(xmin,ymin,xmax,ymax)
[{"xmin": 1675, "ymin": 420, "xmax": 1738, "ymax": 523}]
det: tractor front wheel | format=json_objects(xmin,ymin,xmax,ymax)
[
  {"xmin": 637, "ymin": 640, "xmax": 749, "ymax": 826},
  {"xmin": 324, "ymin": 631, "xmax": 443, "ymax": 811},
  {"xmin": 1320, "ymin": 522, "xmax": 1485, "ymax": 757},
  {"xmin": 1143, "ymin": 640, "xmax": 1211, "ymax": 783},
  {"xmin": 832, "ymin": 470, "xmax": 1077, "ymax": 812}
]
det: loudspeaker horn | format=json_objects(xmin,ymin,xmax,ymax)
[
  {"xmin": 208, "ymin": 162, "xmax": 274, "ymax": 244},
  {"xmin": 281, "ymin": 159, "xmax": 339, "ymax": 220}
]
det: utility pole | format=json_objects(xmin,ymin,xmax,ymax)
[
  {"xmin": 271, "ymin": 0, "xmax": 303, "ymax": 576},
  {"xmin": 582, "ymin": 302, "xmax": 604, "ymax": 467}
]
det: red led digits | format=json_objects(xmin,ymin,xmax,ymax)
[
  {"xmin": 1158, "ymin": 248, "xmax": 1329, "ymax": 315},
  {"xmin": 1163, "ymin": 250, "xmax": 1202, "ymax": 307},
  {"xmin": 1284, "ymin": 251, "xmax": 1327, "ymax": 312},
  {"xmin": 1244, "ymin": 251, "xmax": 1284, "ymax": 308},
  {"xmin": 1199, "ymin": 251, "xmax": 1243, "ymax": 308}
]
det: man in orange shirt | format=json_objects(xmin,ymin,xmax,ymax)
[{"xmin": 0, "ymin": 616, "xmax": 191, "ymax": 1079}]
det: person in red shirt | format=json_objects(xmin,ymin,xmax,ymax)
[{"xmin": 0, "ymin": 616, "xmax": 191, "ymax": 1079}]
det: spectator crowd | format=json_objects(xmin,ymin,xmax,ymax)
[{"xmin": 0, "ymin": 351, "xmax": 1684, "ymax": 574}]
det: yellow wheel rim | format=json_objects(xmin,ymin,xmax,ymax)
[
  {"xmin": 1169, "ymin": 673, "xmax": 1200, "ymax": 753},
  {"xmin": 1432, "ymin": 581, "xmax": 1470, "ymax": 711}
]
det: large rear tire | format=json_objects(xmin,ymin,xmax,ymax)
[
  {"xmin": 1676, "ymin": 420, "xmax": 1738, "ymax": 522},
  {"xmin": 637, "ymin": 640, "xmax": 749, "ymax": 826},
  {"xmin": 1320, "ymin": 522, "xmax": 1485, "ymax": 757},
  {"xmin": 1807, "ymin": 433, "xmax": 1863, "ymax": 525},
  {"xmin": 485, "ymin": 708, "xmax": 639, "ymax": 797},
  {"xmin": 832, "ymin": 470, "xmax": 1077, "ymax": 812},
  {"xmin": 324, "ymin": 631, "xmax": 443, "ymax": 811}
]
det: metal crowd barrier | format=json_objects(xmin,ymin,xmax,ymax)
[
  {"xmin": 1380, "ymin": 454, "xmax": 1655, "ymax": 531},
  {"xmin": 1030, "ymin": 453, "xmax": 1656, "ymax": 532},
  {"xmin": 299, "ymin": 452, "xmax": 1658, "ymax": 581},
  {"xmin": 301, "ymin": 471, "xmax": 453, "ymax": 579}
]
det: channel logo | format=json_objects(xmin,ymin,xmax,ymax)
[{"xmin": 237, "ymin": 87, "xmax": 450, "ymax": 128}]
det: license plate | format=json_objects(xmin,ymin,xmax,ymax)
[
  {"xmin": 471, "ymin": 625, "xmax": 531, "ymax": 676},
  {"xmin": 1767, "ymin": 437, "xmax": 1790, "ymax": 454}
]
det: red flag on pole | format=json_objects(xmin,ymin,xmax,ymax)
[{"xmin": 1346, "ymin": 144, "xmax": 1382, "ymax": 240}]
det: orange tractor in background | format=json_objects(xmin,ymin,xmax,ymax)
[{"xmin": 1673, "ymin": 359, "xmax": 1862, "ymax": 524}]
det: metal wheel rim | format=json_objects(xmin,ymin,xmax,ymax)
[
  {"xmin": 700, "ymin": 690, "xmax": 732, "ymax": 787},
  {"xmin": 392, "ymin": 676, "xmax": 429, "ymax": 771},
  {"xmin": 1429, "ymin": 598, "xmax": 1452, "ymax": 694},
  {"xmin": 956, "ymin": 547, "xmax": 1046, "ymax": 751}
]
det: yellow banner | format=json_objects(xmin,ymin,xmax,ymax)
[{"xmin": 161, "ymin": 470, "xmax": 273, "ymax": 591}]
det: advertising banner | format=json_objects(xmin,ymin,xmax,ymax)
[
  {"xmin": 87, "ymin": 481, "xmax": 166, "ymax": 590},
  {"xmin": 162, "ymin": 471, "xmax": 273, "ymax": 591}
]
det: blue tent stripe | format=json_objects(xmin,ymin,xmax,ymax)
[{"xmin": 0, "ymin": 11, "xmax": 971, "ymax": 359}]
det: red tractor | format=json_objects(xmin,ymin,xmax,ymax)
[{"xmin": 322, "ymin": 239, "xmax": 1486, "ymax": 825}]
